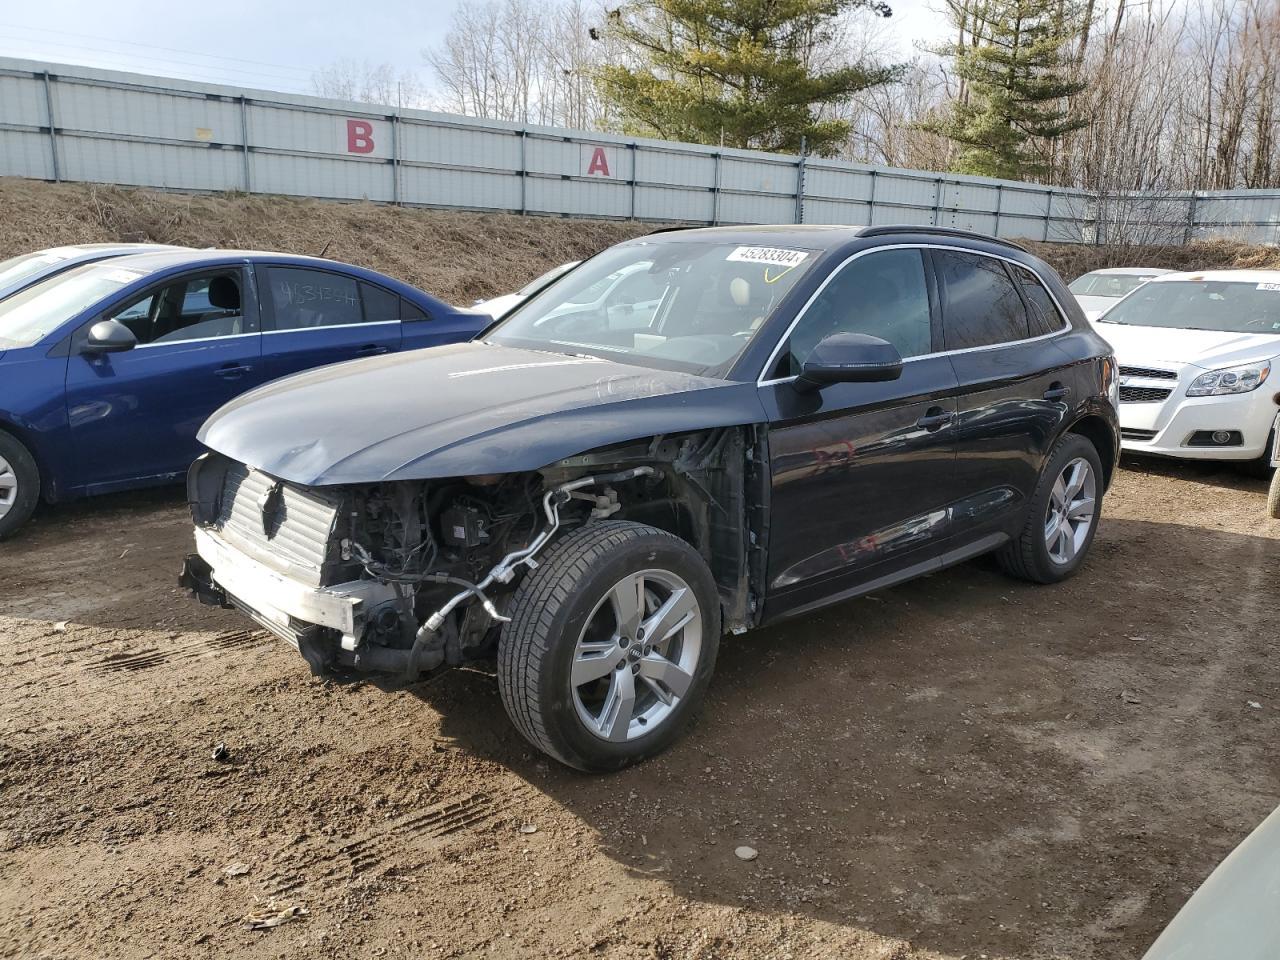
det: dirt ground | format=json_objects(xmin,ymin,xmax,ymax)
[{"xmin": 1, "ymin": 455, "xmax": 1276, "ymax": 960}]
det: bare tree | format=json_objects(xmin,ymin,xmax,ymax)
[{"xmin": 312, "ymin": 59, "xmax": 429, "ymax": 108}]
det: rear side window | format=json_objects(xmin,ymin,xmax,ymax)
[
  {"xmin": 1011, "ymin": 266, "xmax": 1065, "ymax": 337},
  {"xmin": 265, "ymin": 267, "xmax": 363, "ymax": 330},
  {"xmin": 360, "ymin": 282, "xmax": 400, "ymax": 323},
  {"xmin": 401, "ymin": 299, "xmax": 428, "ymax": 321},
  {"xmin": 779, "ymin": 248, "xmax": 932, "ymax": 376},
  {"xmin": 934, "ymin": 251, "xmax": 1029, "ymax": 350}
]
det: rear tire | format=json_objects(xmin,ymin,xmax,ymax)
[
  {"xmin": 0, "ymin": 432, "xmax": 40, "ymax": 541},
  {"xmin": 498, "ymin": 520, "xmax": 720, "ymax": 772},
  {"xmin": 998, "ymin": 433, "xmax": 1104, "ymax": 584}
]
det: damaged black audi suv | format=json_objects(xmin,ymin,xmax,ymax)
[{"xmin": 182, "ymin": 225, "xmax": 1120, "ymax": 771}]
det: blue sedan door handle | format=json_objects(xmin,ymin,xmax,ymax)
[
  {"xmin": 215, "ymin": 363, "xmax": 253, "ymax": 380},
  {"xmin": 357, "ymin": 344, "xmax": 392, "ymax": 356}
]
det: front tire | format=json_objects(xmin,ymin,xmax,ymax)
[
  {"xmin": 498, "ymin": 520, "xmax": 720, "ymax": 772},
  {"xmin": 1268, "ymin": 467, "xmax": 1280, "ymax": 520},
  {"xmin": 998, "ymin": 433, "xmax": 1103, "ymax": 584},
  {"xmin": 0, "ymin": 432, "xmax": 40, "ymax": 541}
]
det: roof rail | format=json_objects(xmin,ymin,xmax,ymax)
[{"xmin": 857, "ymin": 225, "xmax": 1029, "ymax": 253}]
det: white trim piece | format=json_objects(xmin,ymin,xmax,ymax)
[
  {"xmin": 133, "ymin": 330, "xmax": 261, "ymax": 350},
  {"xmin": 756, "ymin": 242, "xmax": 1072, "ymax": 386},
  {"xmin": 261, "ymin": 320, "xmax": 402, "ymax": 335}
]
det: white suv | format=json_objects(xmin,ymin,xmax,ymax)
[{"xmin": 1095, "ymin": 269, "xmax": 1279, "ymax": 471}]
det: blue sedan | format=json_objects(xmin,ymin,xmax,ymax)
[{"xmin": 0, "ymin": 250, "xmax": 488, "ymax": 537}]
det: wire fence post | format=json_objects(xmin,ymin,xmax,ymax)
[
  {"xmin": 993, "ymin": 183, "xmax": 1003, "ymax": 238},
  {"xmin": 629, "ymin": 141, "xmax": 637, "ymax": 220},
  {"xmin": 41, "ymin": 70, "xmax": 60, "ymax": 182},
  {"xmin": 391, "ymin": 112, "xmax": 400, "ymax": 205},
  {"xmin": 1044, "ymin": 189, "xmax": 1054, "ymax": 241},
  {"xmin": 933, "ymin": 177, "xmax": 943, "ymax": 225},
  {"xmin": 795, "ymin": 137, "xmax": 807, "ymax": 224},
  {"xmin": 519, "ymin": 129, "xmax": 527, "ymax": 216},
  {"xmin": 867, "ymin": 169, "xmax": 878, "ymax": 226},
  {"xmin": 712, "ymin": 152, "xmax": 722, "ymax": 225},
  {"xmin": 1184, "ymin": 191, "xmax": 1199, "ymax": 244},
  {"xmin": 238, "ymin": 96, "xmax": 251, "ymax": 193}
]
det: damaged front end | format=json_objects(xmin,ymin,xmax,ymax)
[{"xmin": 180, "ymin": 428, "xmax": 765, "ymax": 680}]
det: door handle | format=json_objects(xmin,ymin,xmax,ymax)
[
  {"xmin": 357, "ymin": 344, "xmax": 391, "ymax": 356},
  {"xmin": 916, "ymin": 407, "xmax": 954, "ymax": 432},
  {"xmin": 1043, "ymin": 383, "xmax": 1071, "ymax": 401},
  {"xmin": 215, "ymin": 363, "xmax": 253, "ymax": 379}
]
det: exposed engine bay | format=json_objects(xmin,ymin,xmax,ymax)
[{"xmin": 182, "ymin": 427, "xmax": 768, "ymax": 680}]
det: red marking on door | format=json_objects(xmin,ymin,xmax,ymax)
[
  {"xmin": 586, "ymin": 147, "xmax": 611, "ymax": 177},
  {"xmin": 347, "ymin": 120, "xmax": 375, "ymax": 154}
]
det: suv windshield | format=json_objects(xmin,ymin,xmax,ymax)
[
  {"xmin": 0, "ymin": 262, "xmax": 148, "ymax": 348},
  {"xmin": 1068, "ymin": 272, "xmax": 1158, "ymax": 298},
  {"xmin": 488, "ymin": 239, "xmax": 817, "ymax": 375},
  {"xmin": 1100, "ymin": 279, "xmax": 1280, "ymax": 334}
]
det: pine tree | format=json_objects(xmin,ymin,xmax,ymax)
[
  {"xmin": 594, "ymin": 0, "xmax": 902, "ymax": 156},
  {"xmin": 925, "ymin": 0, "xmax": 1088, "ymax": 179}
]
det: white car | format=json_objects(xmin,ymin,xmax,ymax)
[
  {"xmin": 473, "ymin": 261, "xmax": 580, "ymax": 319},
  {"xmin": 1096, "ymin": 269, "xmax": 1280, "ymax": 470},
  {"xmin": 1069, "ymin": 267, "xmax": 1173, "ymax": 320}
]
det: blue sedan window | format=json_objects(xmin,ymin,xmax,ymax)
[{"xmin": 266, "ymin": 267, "xmax": 364, "ymax": 329}]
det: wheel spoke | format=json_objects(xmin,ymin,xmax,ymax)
[
  {"xmin": 637, "ymin": 651, "xmax": 694, "ymax": 699},
  {"xmin": 1066, "ymin": 496, "xmax": 1095, "ymax": 521},
  {"xmin": 1063, "ymin": 462, "xmax": 1087, "ymax": 500},
  {"xmin": 1056, "ymin": 525, "xmax": 1073, "ymax": 561},
  {"xmin": 598, "ymin": 667, "xmax": 636, "ymax": 741},
  {"xmin": 608, "ymin": 574, "xmax": 645, "ymax": 636},
  {"xmin": 640, "ymin": 587, "xmax": 696, "ymax": 645},
  {"xmin": 571, "ymin": 639, "xmax": 619, "ymax": 687},
  {"xmin": 1050, "ymin": 474, "xmax": 1067, "ymax": 510},
  {"xmin": 1044, "ymin": 512, "xmax": 1063, "ymax": 547}
]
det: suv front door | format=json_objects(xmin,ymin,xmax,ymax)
[
  {"xmin": 65, "ymin": 266, "xmax": 264, "ymax": 493},
  {"xmin": 930, "ymin": 249, "xmax": 1075, "ymax": 546},
  {"xmin": 759, "ymin": 247, "xmax": 962, "ymax": 619}
]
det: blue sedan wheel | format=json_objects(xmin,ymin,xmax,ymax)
[{"xmin": 0, "ymin": 433, "xmax": 39, "ymax": 539}]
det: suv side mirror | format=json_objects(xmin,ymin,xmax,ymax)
[
  {"xmin": 83, "ymin": 319, "xmax": 138, "ymax": 354},
  {"xmin": 795, "ymin": 333, "xmax": 904, "ymax": 393}
]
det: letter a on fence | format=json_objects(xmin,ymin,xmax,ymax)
[{"xmin": 586, "ymin": 146, "xmax": 611, "ymax": 177}]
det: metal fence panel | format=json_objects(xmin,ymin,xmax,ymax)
[{"xmin": 2, "ymin": 57, "xmax": 1279, "ymax": 246}]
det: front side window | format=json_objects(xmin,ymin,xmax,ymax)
[
  {"xmin": 779, "ymin": 248, "xmax": 932, "ymax": 377},
  {"xmin": 265, "ymin": 267, "xmax": 364, "ymax": 330},
  {"xmin": 108, "ymin": 270, "xmax": 249, "ymax": 345},
  {"xmin": 1101, "ymin": 279, "xmax": 1280, "ymax": 334},
  {"xmin": 490, "ymin": 239, "xmax": 817, "ymax": 375},
  {"xmin": 935, "ymin": 251, "xmax": 1029, "ymax": 350}
]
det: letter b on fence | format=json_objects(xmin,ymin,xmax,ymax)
[{"xmin": 347, "ymin": 119, "xmax": 375, "ymax": 154}]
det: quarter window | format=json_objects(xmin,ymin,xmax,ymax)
[
  {"xmin": 780, "ymin": 248, "xmax": 932, "ymax": 377},
  {"xmin": 265, "ymin": 268, "xmax": 363, "ymax": 330},
  {"xmin": 359, "ymin": 281, "xmax": 400, "ymax": 323},
  {"xmin": 934, "ymin": 251, "xmax": 1029, "ymax": 350},
  {"xmin": 1011, "ymin": 265, "xmax": 1065, "ymax": 337}
]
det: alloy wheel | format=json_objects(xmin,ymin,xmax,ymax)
[
  {"xmin": 570, "ymin": 568, "xmax": 703, "ymax": 742},
  {"xmin": 1044, "ymin": 457, "xmax": 1096, "ymax": 565},
  {"xmin": 0, "ymin": 454, "xmax": 17, "ymax": 521}
]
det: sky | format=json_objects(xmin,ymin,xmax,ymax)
[{"xmin": 0, "ymin": 0, "xmax": 951, "ymax": 101}]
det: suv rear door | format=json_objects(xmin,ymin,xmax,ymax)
[
  {"xmin": 930, "ymin": 248, "xmax": 1074, "ymax": 547},
  {"xmin": 759, "ymin": 247, "xmax": 962, "ymax": 618}
]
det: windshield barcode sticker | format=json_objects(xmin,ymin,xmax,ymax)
[
  {"xmin": 727, "ymin": 247, "xmax": 808, "ymax": 268},
  {"xmin": 1257, "ymin": 282, "xmax": 1280, "ymax": 291}
]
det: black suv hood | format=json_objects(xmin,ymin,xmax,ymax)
[{"xmin": 199, "ymin": 341, "xmax": 767, "ymax": 485}]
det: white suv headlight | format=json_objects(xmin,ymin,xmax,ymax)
[{"xmin": 1186, "ymin": 360, "xmax": 1271, "ymax": 397}]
